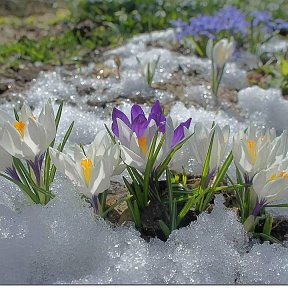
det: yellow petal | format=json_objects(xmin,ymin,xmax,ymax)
[
  {"xmin": 81, "ymin": 158, "xmax": 92, "ymax": 185},
  {"xmin": 138, "ymin": 136, "xmax": 148, "ymax": 155},
  {"xmin": 14, "ymin": 121, "xmax": 25, "ymax": 138}
]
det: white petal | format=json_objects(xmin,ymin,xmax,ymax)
[{"xmin": 49, "ymin": 147, "xmax": 83, "ymax": 185}]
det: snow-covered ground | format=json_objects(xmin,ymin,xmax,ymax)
[{"xmin": 1, "ymin": 30, "xmax": 288, "ymax": 284}]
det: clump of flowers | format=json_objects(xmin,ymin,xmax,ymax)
[
  {"xmin": 171, "ymin": 6, "xmax": 288, "ymax": 56},
  {"xmin": 0, "ymin": 101, "xmax": 73, "ymax": 205},
  {"xmin": 2, "ymin": 99, "xmax": 288, "ymax": 243},
  {"xmin": 108, "ymin": 101, "xmax": 237, "ymax": 239},
  {"xmin": 230, "ymin": 125, "xmax": 288, "ymax": 242}
]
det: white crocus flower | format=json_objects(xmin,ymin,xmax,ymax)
[
  {"xmin": 49, "ymin": 130, "xmax": 122, "ymax": 199},
  {"xmin": 252, "ymin": 158, "xmax": 288, "ymax": 216},
  {"xmin": 0, "ymin": 102, "xmax": 56, "ymax": 161},
  {"xmin": 208, "ymin": 38, "xmax": 235, "ymax": 67},
  {"xmin": 233, "ymin": 125, "xmax": 288, "ymax": 182},
  {"xmin": 189, "ymin": 122, "xmax": 230, "ymax": 174},
  {"xmin": 137, "ymin": 55, "xmax": 160, "ymax": 86},
  {"xmin": 117, "ymin": 118, "xmax": 158, "ymax": 173}
]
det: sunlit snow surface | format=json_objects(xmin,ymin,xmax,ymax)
[{"xmin": 1, "ymin": 30, "xmax": 288, "ymax": 284}]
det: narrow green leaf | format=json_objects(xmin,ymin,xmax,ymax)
[
  {"xmin": 266, "ymin": 203, "xmax": 288, "ymax": 208},
  {"xmin": 201, "ymin": 151, "xmax": 234, "ymax": 211},
  {"xmin": 156, "ymin": 132, "xmax": 194, "ymax": 179},
  {"xmin": 49, "ymin": 121, "xmax": 74, "ymax": 183},
  {"xmin": 263, "ymin": 214, "xmax": 273, "ymax": 236},
  {"xmin": 14, "ymin": 108, "xmax": 19, "ymax": 121},
  {"xmin": 133, "ymin": 200, "xmax": 142, "ymax": 228},
  {"xmin": 256, "ymin": 233, "xmax": 283, "ymax": 245},
  {"xmin": 12, "ymin": 157, "xmax": 40, "ymax": 200},
  {"xmin": 171, "ymin": 198, "xmax": 177, "ymax": 230},
  {"xmin": 200, "ymin": 130, "xmax": 215, "ymax": 189},
  {"xmin": 0, "ymin": 173, "xmax": 40, "ymax": 204},
  {"xmin": 55, "ymin": 100, "xmax": 64, "ymax": 131},
  {"xmin": 177, "ymin": 197, "xmax": 194, "ymax": 226},
  {"xmin": 143, "ymin": 130, "xmax": 159, "ymax": 206},
  {"xmin": 211, "ymin": 151, "xmax": 234, "ymax": 190},
  {"xmin": 104, "ymin": 123, "xmax": 116, "ymax": 144},
  {"xmin": 158, "ymin": 220, "xmax": 170, "ymax": 239},
  {"xmin": 166, "ymin": 168, "xmax": 173, "ymax": 219}
]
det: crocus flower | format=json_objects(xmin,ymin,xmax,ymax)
[
  {"xmin": 232, "ymin": 125, "xmax": 288, "ymax": 182},
  {"xmin": 161, "ymin": 116, "xmax": 192, "ymax": 172},
  {"xmin": 112, "ymin": 100, "xmax": 166, "ymax": 138},
  {"xmin": 49, "ymin": 130, "xmax": 122, "ymax": 201},
  {"xmin": 188, "ymin": 123, "xmax": 230, "ymax": 175},
  {"xmin": 207, "ymin": 38, "xmax": 235, "ymax": 67},
  {"xmin": 0, "ymin": 101, "xmax": 56, "ymax": 185},
  {"xmin": 252, "ymin": 157, "xmax": 288, "ymax": 217},
  {"xmin": 112, "ymin": 101, "xmax": 192, "ymax": 172},
  {"xmin": 137, "ymin": 56, "xmax": 160, "ymax": 86}
]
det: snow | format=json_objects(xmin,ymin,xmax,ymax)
[{"xmin": 1, "ymin": 29, "xmax": 288, "ymax": 284}]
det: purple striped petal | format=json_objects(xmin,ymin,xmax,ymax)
[
  {"xmin": 252, "ymin": 198, "xmax": 266, "ymax": 217},
  {"xmin": 131, "ymin": 114, "xmax": 148, "ymax": 137},
  {"xmin": 171, "ymin": 118, "xmax": 192, "ymax": 148},
  {"xmin": 131, "ymin": 104, "xmax": 145, "ymax": 122},
  {"xmin": 181, "ymin": 118, "xmax": 192, "ymax": 129},
  {"xmin": 5, "ymin": 166, "xmax": 20, "ymax": 182},
  {"xmin": 148, "ymin": 100, "xmax": 166, "ymax": 133},
  {"xmin": 112, "ymin": 107, "xmax": 131, "ymax": 137},
  {"xmin": 27, "ymin": 153, "xmax": 45, "ymax": 186}
]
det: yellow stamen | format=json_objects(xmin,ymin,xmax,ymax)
[
  {"xmin": 138, "ymin": 136, "xmax": 148, "ymax": 155},
  {"xmin": 269, "ymin": 171, "xmax": 288, "ymax": 182},
  {"xmin": 247, "ymin": 139, "xmax": 257, "ymax": 164},
  {"xmin": 14, "ymin": 121, "xmax": 25, "ymax": 138},
  {"xmin": 81, "ymin": 158, "xmax": 92, "ymax": 185}
]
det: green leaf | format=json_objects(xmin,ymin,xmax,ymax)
[
  {"xmin": 177, "ymin": 196, "xmax": 196, "ymax": 226},
  {"xmin": 211, "ymin": 151, "xmax": 234, "ymax": 190},
  {"xmin": 166, "ymin": 168, "xmax": 173, "ymax": 219},
  {"xmin": 201, "ymin": 151, "xmax": 234, "ymax": 211},
  {"xmin": 200, "ymin": 130, "xmax": 215, "ymax": 190},
  {"xmin": 143, "ymin": 130, "xmax": 159, "ymax": 206},
  {"xmin": 12, "ymin": 157, "xmax": 40, "ymax": 200},
  {"xmin": 55, "ymin": 100, "xmax": 64, "ymax": 131},
  {"xmin": 0, "ymin": 173, "xmax": 40, "ymax": 204},
  {"xmin": 255, "ymin": 233, "xmax": 283, "ymax": 245},
  {"xmin": 186, "ymin": 36, "xmax": 204, "ymax": 57},
  {"xmin": 104, "ymin": 123, "xmax": 116, "ymax": 144},
  {"xmin": 263, "ymin": 214, "xmax": 273, "ymax": 236},
  {"xmin": 156, "ymin": 132, "xmax": 193, "ymax": 179},
  {"xmin": 266, "ymin": 203, "xmax": 288, "ymax": 208},
  {"xmin": 49, "ymin": 121, "xmax": 74, "ymax": 184},
  {"xmin": 280, "ymin": 56, "xmax": 288, "ymax": 77},
  {"xmin": 14, "ymin": 108, "xmax": 19, "ymax": 121},
  {"xmin": 158, "ymin": 220, "xmax": 170, "ymax": 239}
]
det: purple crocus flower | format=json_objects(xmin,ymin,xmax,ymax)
[{"xmin": 111, "ymin": 100, "xmax": 167, "ymax": 138}]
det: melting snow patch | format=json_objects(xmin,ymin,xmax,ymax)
[{"xmin": 238, "ymin": 86, "xmax": 288, "ymax": 133}]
